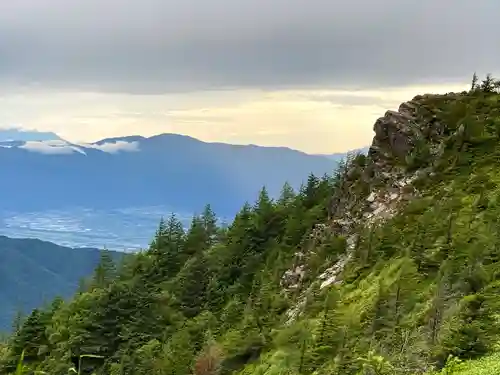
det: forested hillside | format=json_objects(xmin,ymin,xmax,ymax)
[
  {"xmin": 0, "ymin": 237, "xmax": 122, "ymax": 331},
  {"xmin": 2, "ymin": 74, "xmax": 500, "ymax": 375}
]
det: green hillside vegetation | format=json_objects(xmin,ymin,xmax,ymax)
[
  {"xmin": 2, "ymin": 73, "xmax": 500, "ymax": 375},
  {"xmin": 435, "ymin": 353, "xmax": 500, "ymax": 375}
]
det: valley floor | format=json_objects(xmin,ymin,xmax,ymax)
[{"xmin": 0, "ymin": 206, "xmax": 195, "ymax": 251}]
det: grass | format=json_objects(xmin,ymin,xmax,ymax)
[{"xmin": 434, "ymin": 353, "xmax": 500, "ymax": 375}]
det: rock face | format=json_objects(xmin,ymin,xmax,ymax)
[
  {"xmin": 369, "ymin": 94, "xmax": 448, "ymax": 165},
  {"xmin": 281, "ymin": 94, "xmax": 457, "ymax": 321},
  {"xmin": 372, "ymin": 109, "xmax": 415, "ymax": 159},
  {"xmin": 280, "ymin": 264, "xmax": 305, "ymax": 291}
]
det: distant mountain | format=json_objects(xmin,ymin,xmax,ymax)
[
  {"xmin": 0, "ymin": 236, "xmax": 123, "ymax": 331},
  {"xmin": 0, "ymin": 132, "xmax": 350, "ymax": 217},
  {"xmin": 316, "ymin": 146, "xmax": 370, "ymax": 161}
]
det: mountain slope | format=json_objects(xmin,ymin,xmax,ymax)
[
  {"xmin": 0, "ymin": 236, "xmax": 123, "ymax": 331},
  {"xmin": 0, "ymin": 133, "xmax": 342, "ymax": 217},
  {"xmin": 0, "ymin": 128, "xmax": 63, "ymax": 142},
  {"xmin": 3, "ymin": 78, "xmax": 500, "ymax": 374}
]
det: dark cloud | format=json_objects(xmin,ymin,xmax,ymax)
[{"xmin": 0, "ymin": 0, "xmax": 498, "ymax": 93}]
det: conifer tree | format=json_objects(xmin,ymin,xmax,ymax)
[
  {"xmin": 91, "ymin": 247, "xmax": 116, "ymax": 289},
  {"xmin": 300, "ymin": 174, "xmax": 320, "ymax": 209},
  {"xmin": 278, "ymin": 181, "xmax": 296, "ymax": 206},
  {"xmin": 149, "ymin": 213, "xmax": 186, "ymax": 281},
  {"xmin": 11, "ymin": 310, "xmax": 23, "ymax": 335},
  {"xmin": 471, "ymin": 72, "xmax": 478, "ymax": 91},
  {"xmin": 201, "ymin": 204, "xmax": 218, "ymax": 247},
  {"xmin": 480, "ymin": 73, "xmax": 495, "ymax": 93}
]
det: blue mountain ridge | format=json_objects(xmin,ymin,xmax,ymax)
[
  {"xmin": 0, "ymin": 131, "xmax": 364, "ymax": 217},
  {"xmin": 0, "ymin": 235, "xmax": 124, "ymax": 331},
  {"xmin": 0, "ymin": 128, "xmax": 63, "ymax": 142}
]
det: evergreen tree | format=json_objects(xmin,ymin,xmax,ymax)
[
  {"xmin": 480, "ymin": 73, "xmax": 496, "ymax": 93},
  {"xmin": 278, "ymin": 181, "xmax": 296, "ymax": 206},
  {"xmin": 173, "ymin": 255, "xmax": 210, "ymax": 318},
  {"xmin": 149, "ymin": 214, "xmax": 186, "ymax": 282},
  {"xmin": 300, "ymin": 174, "xmax": 320, "ymax": 209},
  {"xmin": 201, "ymin": 204, "xmax": 218, "ymax": 247},
  {"xmin": 11, "ymin": 310, "xmax": 23, "ymax": 335},
  {"xmin": 90, "ymin": 247, "xmax": 117, "ymax": 289},
  {"xmin": 471, "ymin": 72, "xmax": 478, "ymax": 91},
  {"xmin": 438, "ymin": 292, "xmax": 498, "ymax": 365}
]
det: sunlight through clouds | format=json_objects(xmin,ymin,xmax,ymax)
[{"xmin": 0, "ymin": 83, "xmax": 469, "ymax": 153}]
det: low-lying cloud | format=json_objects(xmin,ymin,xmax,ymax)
[
  {"xmin": 20, "ymin": 140, "xmax": 84, "ymax": 155},
  {"xmin": 18, "ymin": 139, "xmax": 141, "ymax": 155},
  {"xmin": 82, "ymin": 141, "xmax": 141, "ymax": 153}
]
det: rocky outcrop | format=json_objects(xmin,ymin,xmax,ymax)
[
  {"xmin": 280, "ymin": 264, "xmax": 305, "ymax": 291},
  {"xmin": 369, "ymin": 94, "xmax": 447, "ymax": 165},
  {"xmin": 281, "ymin": 94, "xmax": 456, "ymax": 320},
  {"xmin": 371, "ymin": 109, "xmax": 416, "ymax": 160}
]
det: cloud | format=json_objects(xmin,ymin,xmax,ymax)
[
  {"xmin": 0, "ymin": 83, "xmax": 469, "ymax": 154},
  {"xmin": 19, "ymin": 140, "xmax": 85, "ymax": 154},
  {"xmin": 17, "ymin": 139, "xmax": 140, "ymax": 155},
  {"xmin": 0, "ymin": 0, "xmax": 497, "ymax": 93},
  {"xmin": 82, "ymin": 141, "xmax": 141, "ymax": 153},
  {"xmin": 0, "ymin": 1, "xmax": 495, "ymax": 154}
]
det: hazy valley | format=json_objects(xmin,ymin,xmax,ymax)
[
  {"xmin": 0, "ymin": 131, "xmax": 362, "ymax": 250},
  {"xmin": 0, "ymin": 206, "xmax": 193, "ymax": 251}
]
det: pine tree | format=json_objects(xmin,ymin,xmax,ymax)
[
  {"xmin": 165, "ymin": 213, "xmax": 185, "ymax": 246},
  {"xmin": 252, "ymin": 186, "xmax": 280, "ymax": 243},
  {"xmin": 8, "ymin": 308, "xmax": 52, "ymax": 366},
  {"xmin": 428, "ymin": 261, "xmax": 451, "ymax": 349},
  {"xmin": 310, "ymin": 288, "xmax": 342, "ymax": 370},
  {"xmin": 150, "ymin": 214, "xmax": 185, "ymax": 255},
  {"xmin": 471, "ymin": 72, "xmax": 478, "ymax": 91},
  {"xmin": 278, "ymin": 181, "xmax": 296, "ymax": 206},
  {"xmin": 148, "ymin": 214, "xmax": 186, "ymax": 282},
  {"xmin": 150, "ymin": 216, "xmax": 168, "ymax": 252},
  {"xmin": 11, "ymin": 310, "xmax": 23, "ymax": 335},
  {"xmin": 184, "ymin": 215, "xmax": 210, "ymax": 257},
  {"xmin": 91, "ymin": 247, "xmax": 116, "ymax": 289},
  {"xmin": 201, "ymin": 204, "xmax": 218, "ymax": 247},
  {"xmin": 369, "ymin": 280, "xmax": 393, "ymax": 343},
  {"xmin": 438, "ymin": 292, "xmax": 498, "ymax": 365},
  {"xmin": 300, "ymin": 174, "xmax": 320, "ymax": 209},
  {"xmin": 174, "ymin": 254, "xmax": 210, "ymax": 318},
  {"xmin": 480, "ymin": 73, "xmax": 495, "ymax": 93}
]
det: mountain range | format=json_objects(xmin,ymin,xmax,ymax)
[
  {"xmin": 0, "ymin": 128, "xmax": 64, "ymax": 142},
  {"xmin": 0, "ymin": 236, "xmax": 122, "ymax": 331},
  {"xmin": 0, "ymin": 130, "xmax": 361, "ymax": 217}
]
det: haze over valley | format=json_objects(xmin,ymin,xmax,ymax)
[{"xmin": 0, "ymin": 129, "xmax": 357, "ymax": 250}]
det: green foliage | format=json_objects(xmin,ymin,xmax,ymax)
[
  {"xmin": 4, "ymin": 83, "xmax": 500, "ymax": 375},
  {"xmin": 434, "ymin": 353, "xmax": 500, "ymax": 374}
]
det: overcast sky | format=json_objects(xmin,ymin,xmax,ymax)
[{"xmin": 0, "ymin": 0, "xmax": 497, "ymax": 153}]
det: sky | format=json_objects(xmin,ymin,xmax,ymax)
[{"xmin": 0, "ymin": 0, "xmax": 497, "ymax": 154}]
